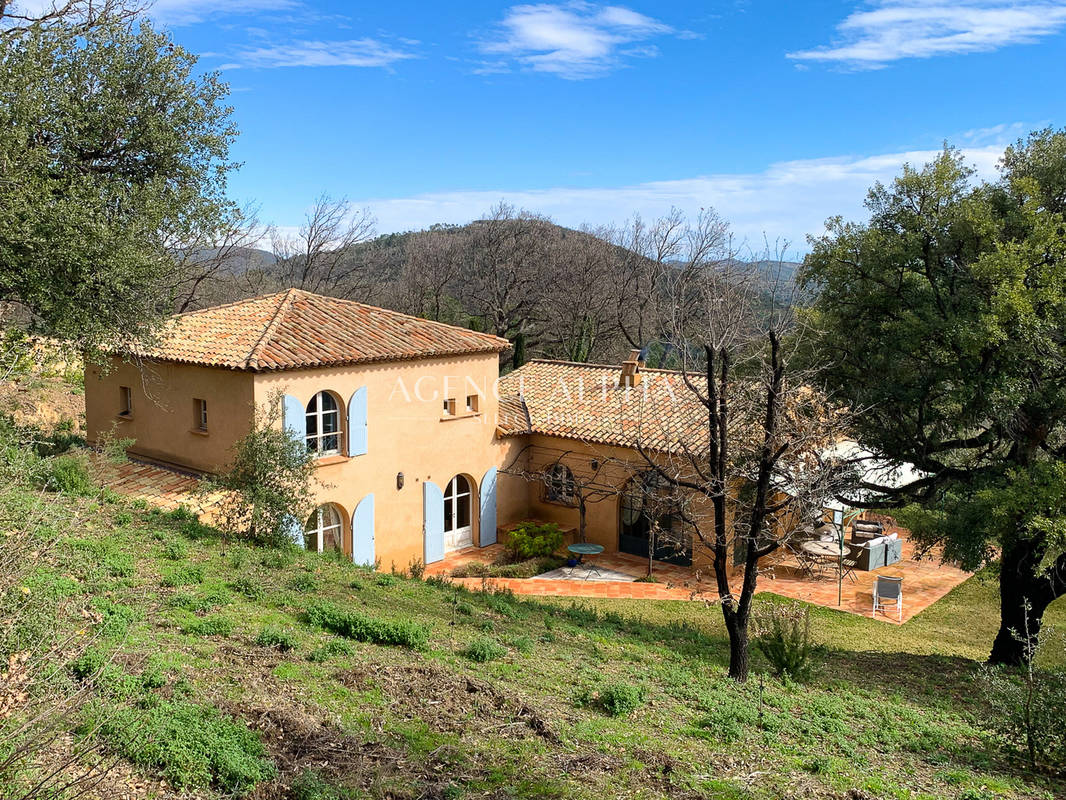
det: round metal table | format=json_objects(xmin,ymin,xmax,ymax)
[
  {"xmin": 800, "ymin": 540, "xmax": 847, "ymax": 558},
  {"xmin": 566, "ymin": 543, "xmax": 605, "ymax": 579}
]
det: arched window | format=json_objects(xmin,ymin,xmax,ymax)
[
  {"xmin": 545, "ymin": 463, "xmax": 576, "ymax": 504},
  {"xmin": 443, "ymin": 474, "xmax": 473, "ymax": 551},
  {"xmin": 305, "ymin": 391, "xmax": 341, "ymax": 455},
  {"xmin": 304, "ymin": 504, "xmax": 343, "ymax": 553}
]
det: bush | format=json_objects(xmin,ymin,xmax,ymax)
[
  {"xmin": 42, "ymin": 453, "xmax": 94, "ymax": 496},
  {"xmin": 305, "ymin": 602, "xmax": 429, "ymax": 650},
  {"xmin": 162, "ymin": 539, "xmax": 188, "ymax": 560},
  {"xmin": 463, "ymin": 636, "xmax": 506, "ymax": 663},
  {"xmin": 255, "ymin": 626, "xmax": 298, "ymax": 652},
  {"xmin": 754, "ymin": 602, "xmax": 819, "ymax": 682},
  {"xmin": 97, "ymin": 700, "xmax": 276, "ymax": 793},
  {"xmin": 183, "ymin": 615, "xmax": 234, "ymax": 637},
  {"xmin": 291, "ymin": 768, "xmax": 352, "ymax": 800},
  {"xmin": 306, "ymin": 638, "xmax": 356, "ymax": 662},
  {"xmin": 451, "ymin": 555, "xmax": 565, "ymax": 579},
  {"xmin": 504, "ymin": 521, "xmax": 564, "ymax": 561},
  {"xmin": 287, "ymin": 573, "xmax": 318, "ymax": 593},
  {"xmin": 982, "ymin": 663, "xmax": 1066, "ymax": 775},
  {"xmin": 162, "ymin": 564, "xmax": 204, "ymax": 587},
  {"xmin": 588, "ymin": 681, "xmax": 646, "ymax": 717},
  {"xmin": 231, "ymin": 575, "xmax": 263, "ymax": 600}
]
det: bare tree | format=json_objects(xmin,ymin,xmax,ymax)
[
  {"xmin": 634, "ymin": 246, "xmax": 848, "ymax": 682},
  {"xmin": 395, "ymin": 227, "xmax": 464, "ymax": 321},
  {"xmin": 0, "ymin": 0, "xmax": 142, "ymax": 39},
  {"xmin": 272, "ymin": 194, "xmax": 377, "ymax": 299},
  {"xmin": 540, "ymin": 226, "xmax": 616, "ymax": 362},
  {"xmin": 606, "ymin": 208, "xmax": 731, "ymax": 362},
  {"xmin": 164, "ymin": 202, "xmax": 270, "ymax": 312},
  {"xmin": 455, "ymin": 203, "xmax": 550, "ymax": 366}
]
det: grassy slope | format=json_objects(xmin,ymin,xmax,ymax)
[{"xmin": 13, "ymin": 484, "xmax": 1066, "ymax": 800}]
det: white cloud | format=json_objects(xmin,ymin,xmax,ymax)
[
  {"xmin": 148, "ymin": 0, "xmax": 298, "ymax": 26},
  {"xmin": 479, "ymin": 2, "xmax": 675, "ymax": 79},
  {"xmin": 333, "ymin": 145, "xmax": 1004, "ymax": 253},
  {"xmin": 788, "ymin": 0, "xmax": 1066, "ymax": 67},
  {"xmin": 228, "ymin": 38, "xmax": 418, "ymax": 69}
]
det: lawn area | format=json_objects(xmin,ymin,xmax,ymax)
[{"xmin": 4, "ymin": 478, "xmax": 1064, "ymax": 800}]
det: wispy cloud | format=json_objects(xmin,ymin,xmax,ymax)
[
  {"xmin": 788, "ymin": 1, "xmax": 1066, "ymax": 68},
  {"xmin": 148, "ymin": 0, "xmax": 298, "ymax": 26},
  {"xmin": 225, "ymin": 38, "xmax": 419, "ymax": 69},
  {"xmin": 479, "ymin": 2, "xmax": 676, "ymax": 79},
  {"xmin": 333, "ymin": 145, "xmax": 1005, "ymax": 252}
]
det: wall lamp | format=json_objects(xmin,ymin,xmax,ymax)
[{"xmin": 396, "ymin": 472, "xmax": 404, "ymax": 490}]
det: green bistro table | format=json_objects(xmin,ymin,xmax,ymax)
[{"xmin": 567, "ymin": 543, "xmax": 605, "ymax": 580}]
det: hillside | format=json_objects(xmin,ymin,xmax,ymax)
[{"xmin": 3, "ymin": 451, "xmax": 1064, "ymax": 800}]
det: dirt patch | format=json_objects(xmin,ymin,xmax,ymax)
[
  {"xmin": 0, "ymin": 375, "xmax": 85, "ymax": 434},
  {"xmin": 338, "ymin": 661, "xmax": 561, "ymax": 745}
]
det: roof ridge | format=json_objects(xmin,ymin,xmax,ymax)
[
  {"xmin": 523, "ymin": 358, "xmax": 691, "ymax": 378},
  {"xmin": 171, "ymin": 289, "xmax": 291, "ymax": 320},
  {"xmin": 323, "ymin": 294, "xmax": 510, "ymax": 346},
  {"xmin": 244, "ymin": 288, "xmax": 299, "ymax": 370}
]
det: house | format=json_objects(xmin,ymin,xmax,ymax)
[{"xmin": 85, "ymin": 290, "xmax": 713, "ymax": 571}]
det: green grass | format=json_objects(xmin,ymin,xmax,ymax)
[{"xmin": 7, "ymin": 478, "xmax": 1066, "ymax": 800}]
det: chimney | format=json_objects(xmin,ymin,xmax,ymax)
[{"xmin": 619, "ymin": 348, "xmax": 644, "ymax": 387}]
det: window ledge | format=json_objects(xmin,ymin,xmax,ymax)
[
  {"xmin": 440, "ymin": 411, "xmax": 482, "ymax": 422},
  {"xmin": 314, "ymin": 454, "xmax": 349, "ymax": 466},
  {"xmin": 116, "ymin": 413, "xmax": 133, "ymax": 422},
  {"xmin": 189, "ymin": 428, "xmax": 209, "ymax": 437}
]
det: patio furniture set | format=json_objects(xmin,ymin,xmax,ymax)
[{"xmin": 796, "ymin": 519, "xmax": 903, "ymax": 580}]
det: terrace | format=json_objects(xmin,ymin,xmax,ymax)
[{"xmin": 427, "ymin": 521, "xmax": 972, "ymax": 624}]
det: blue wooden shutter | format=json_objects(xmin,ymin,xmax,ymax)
[
  {"xmin": 479, "ymin": 467, "xmax": 498, "ymax": 547},
  {"xmin": 348, "ymin": 387, "xmax": 368, "ymax": 456},
  {"xmin": 283, "ymin": 394, "xmax": 305, "ymax": 442},
  {"xmin": 423, "ymin": 481, "xmax": 444, "ymax": 564},
  {"xmin": 351, "ymin": 494, "xmax": 375, "ymax": 567}
]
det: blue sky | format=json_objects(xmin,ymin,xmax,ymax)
[{"xmin": 136, "ymin": 1, "xmax": 1066, "ymax": 251}]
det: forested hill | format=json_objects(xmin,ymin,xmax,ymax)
[{"xmin": 176, "ymin": 214, "xmax": 804, "ymax": 368}]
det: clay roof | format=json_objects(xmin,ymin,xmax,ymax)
[
  {"xmin": 497, "ymin": 359, "xmax": 708, "ymax": 454},
  {"xmin": 139, "ymin": 289, "xmax": 511, "ymax": 372}
]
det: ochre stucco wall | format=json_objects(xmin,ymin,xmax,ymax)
[
  {"xmin": 84, "ymin": 358, "xmax": 255, "ymax": 473},
  {"xmin": 253, "ymin": 352, "xmax": 527, "ymax": 571}
]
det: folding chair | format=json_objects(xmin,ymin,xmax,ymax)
[{"xmin": 872, "ymin": 575, "xmax": 903, "ymax": 621}]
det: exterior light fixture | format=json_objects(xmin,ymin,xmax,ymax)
[{"xmin": 396, "ymin": 472, "xmax": 404, "ymax": 490}]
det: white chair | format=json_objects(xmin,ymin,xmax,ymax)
[{"xmin": 873, "ymin": 575, "xmax": 903, "ymax": 620}]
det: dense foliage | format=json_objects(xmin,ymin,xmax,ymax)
[
  {"xmin": 802, "ymin": 128, "xmax": 1066, "ymax": 664},
  {"xmin": 0, "ymin": 19, "xmax": 237, "ymax": 356}
]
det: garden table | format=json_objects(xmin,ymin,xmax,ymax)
[
  {"xmin": 566, "ymin": 543, "xmax": 605, "ymax": 580},
  {"xmin": 800, "ymin": 539, "xmax": 847, "ymax": 579}
]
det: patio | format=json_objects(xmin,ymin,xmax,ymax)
[{"xmin": 427, "ymin": 523, "xmax": 972, "ymax": 624}]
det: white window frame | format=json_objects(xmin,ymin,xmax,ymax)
[
  {"xmin": 305, "ymin": 391, "xmax": 341, "ymax": 456},
  {"xmin": 443, "ymin": 474, "xmax": 472, "ymax": 534},
  {"xmin": 195, "ymin": 398, "xmax": 208, "ymax": 431},
  {"xmin": 304, "ymin": 504, "xmax": 343, "ymax": 553}
]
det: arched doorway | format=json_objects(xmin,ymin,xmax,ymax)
[
  {"xmin": 443, "ymin": 474, "xmax": 474, "ymax": 551},
  {"xmin": 304, "ymin": 503, "xmax": 345, "ymax": 553},
  {"xmin": 619, "ymin": 471, "xmax": 691, "ymax": 566}
]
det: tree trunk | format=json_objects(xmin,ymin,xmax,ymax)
[
  {"xmin": 989, "ymin": 535, "xmax": 1060, "ymax": 665},
  {"xmin": 724, "ymin": 614, "xmax": 750, "ymax": 682}
]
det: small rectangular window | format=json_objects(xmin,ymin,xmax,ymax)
[
  {"xmin": 119, "ymin": 386, "xmax": 132, "ymax": 417},
  {"xmin": 442, "ymin": 398, "xmax": 456, "ymax": 416},
  {"xmin": 465, "ymin": 394, "xmax": 479, "ymax": 413},
  {"xmin": 194, "ymin": 398, "xmax": 208, "ymax": 431}
]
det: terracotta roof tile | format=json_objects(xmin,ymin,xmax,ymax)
[
  {"xmin": 140, "ymin": 289, "xmax": 511, "ymax": 371},
  {"xmin": 497, "ymin": 359, "xmax": 708, "ymax": 453}
]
